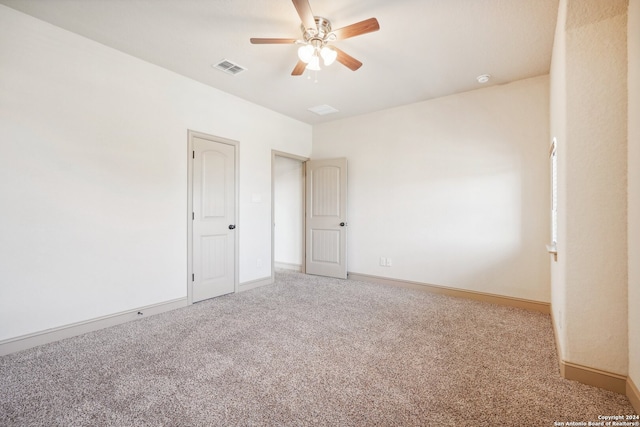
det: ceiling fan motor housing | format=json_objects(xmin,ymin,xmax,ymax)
[{"xmin": 302, "ymin": 16, "xmax": 334, "ymax": 44}]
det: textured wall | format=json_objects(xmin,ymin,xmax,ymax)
[
  {"xmin": 549, "ymin": 0, "xmax": 568, "ymax": 355},
  {"xmin": 0, "ymin": 5, "xmax": 312, "ymax": 341},
  {"xmin": 628, "ymin": 0, "xmax": 640, "ymax": 387},
  {"xmin": 313, "ymin": 76, "xmax": 550, "ymax": 302},
  {"xmin": 550, "ymin": 0, "xmax": 628, "ymax": 375}
]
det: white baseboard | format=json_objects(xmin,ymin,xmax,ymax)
[
  {"xmin": 560, "ymin": 360, "xmax": 627, "ymax": 395},
  {"xmin": 1, "ymin": 276, "xmax": 275, "ymax": 357},
  {"xmin": 348, "ymin": 272, "xmax": 550, "ymax": 314},
  {"xmin": 551, "ymin": 306, "xmax": 630, "ymax": 397},
  {"xmin": 0, "ymin": 298, "xmax": 187, "ymax": 357},
  {"xmin": 239, "ymin": 276, "xmax": 273, "ymax": 292},
  {"xmin": 275, "ymin": 262, "xmax": 302, "ymax": 272}
]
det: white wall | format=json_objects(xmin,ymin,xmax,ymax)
[
  {"xmin": 274, "ymin": 156, "xmax": 304, "ymax": 268},
  {"xmin": 628, "ymin": 0, "xmax": 640, "ymax": 392},
  {"xmin": 0, "ymin": 5, "xmax": 311, "ymax": 341},
  {"xmin": 313, "ymin": 76, "xmax": 550, "ymax": 302},
  {"xmin": 549, "ymin": 0, "xmax": 628, "ymax": 376}
]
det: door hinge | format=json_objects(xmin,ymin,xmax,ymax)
[
  {"xmin": 192, "ymin": 212, "xmax": 194, "ymax": 220},
  {"xmin": 192, "ymin": 151, "xmax": 195, "ymax": 159},
  {"xmin": 192, "ymin": 273, "xmax": 194, "ymax": 281}
]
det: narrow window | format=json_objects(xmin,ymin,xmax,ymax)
[{"xmin": 550, "ymin": 138, "xmax": 558, "ymax": 245}]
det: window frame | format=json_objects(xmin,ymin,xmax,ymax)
[
  {"xmin": 547, "ymin": 138, "xmax": 558, "ymax": 261},
  {"xmin": 550, "ymin": 138, "xmax": 558, "ymax": 245}
]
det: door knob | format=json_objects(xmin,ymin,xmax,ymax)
[
  {"xmin": 228, "ymin": 224, "xmax": 236, "ymax": 230},
  {"xmin": 340, "ymin": 222, "xmax": 346, "ymax": 227}
]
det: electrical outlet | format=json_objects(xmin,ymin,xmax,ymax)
[
  {"xmin": 379, "ymin": 257, "xmax": 386, "ymax": 266},
  {"xmin": 386, "ymin": 258, "xmax": 392, "ymax": 267}
]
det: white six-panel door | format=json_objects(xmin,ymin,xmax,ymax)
[
  {"xmin": 192, "ymin": 135, "xmax": 236, "ymax": 302},
  {"xmin": 305, "ymin": 158, "xmax": 348, "ymax": 279}
]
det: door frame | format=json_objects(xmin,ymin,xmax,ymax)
[
  {"xmin": 271, "ymin": 150, "xmax": 309, "ymax": 281},
  {"xmin": 187, "ymin": 130, "xmax": 240, "ymax": 304}
]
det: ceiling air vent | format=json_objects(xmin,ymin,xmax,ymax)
[
  {"xmin": 213, "ymin": 59, "xmax": 247, "ymax": 75},
  {"xmin": 308, "ymin": 104, "xmax": 339, "ymax": 116}
]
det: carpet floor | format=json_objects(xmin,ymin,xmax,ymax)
[{"xmin": 0, "ymin": 270, "xmax": 635, "ymax": 426}]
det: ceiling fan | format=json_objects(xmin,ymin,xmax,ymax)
[{"xmin": 250, "ymin": 0, "xmax": 380, "ymax": 76}]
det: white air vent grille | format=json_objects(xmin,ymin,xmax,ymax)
[
  {"xmin": 213, "ymin": 59, "xmax": 247, "ymax": 75},
  {"xmin": 308, "ymin": 104, "xmax": 339, "ymax": 116}
]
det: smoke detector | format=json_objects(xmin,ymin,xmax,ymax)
[{"xmin": 477, "ymin": 74, "xmax": 491, "ymax": 84}]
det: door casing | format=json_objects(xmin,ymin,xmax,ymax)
[{"xmin": 271, "ymin": 150, "xmax": 309, "ymax": 281}]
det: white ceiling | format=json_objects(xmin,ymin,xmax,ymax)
[{"xmin": 1, "ymin": 0, "xmax": 559, "ymax": 125}]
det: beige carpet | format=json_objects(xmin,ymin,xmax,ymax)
[{"xmin": 0, "ymin": 270, "xmax": 635, "ymax": 426}]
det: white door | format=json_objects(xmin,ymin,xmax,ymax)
[
  {"xmin": 305, "ymin": 158, "xmax": 348, "ymax": 279},
  {"xmin": 192, "ymin": 135, "xmax": 236, "ymax": 302}
]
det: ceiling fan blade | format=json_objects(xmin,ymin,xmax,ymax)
[
  {"xmin": 292, "ymin": 0, "xmax": 316, "ymax": 30},
  {"xmin": 250, "ymin": 38, "xmax": 297, "ymax": 44},
  {"xmin": 291, "ymin": 60, "xmax": 307, "ymax": 76},
  {"xmin": 334, "ymin": 47, "xmax": 363, "ymax": 71},
  {"xmin": 332, "ymin": 17, "xmax": 380, "ymax": 40}
]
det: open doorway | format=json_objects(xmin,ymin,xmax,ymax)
[{"xmin": 272, "ymin": 151, "xmax": 307, "ymax": 275}]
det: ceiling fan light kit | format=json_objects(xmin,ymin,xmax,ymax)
[
  {"xmin": 306, "ymin": 55, "xmax": 321, "ymax": 71},
  {"xmin": 320, "ymin": 46, "xmax": 337, "ymax": 66},
  {"xmin": 250, "ymin": 0, "xmax": 379, "ymax": 76},
  {"xmin": 297, "ymin": 44, "xmax": 314, "ymax": 63},
  {"xmin": 297, "ymin": 44, "xmax": 336, "ymax": 67}
]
